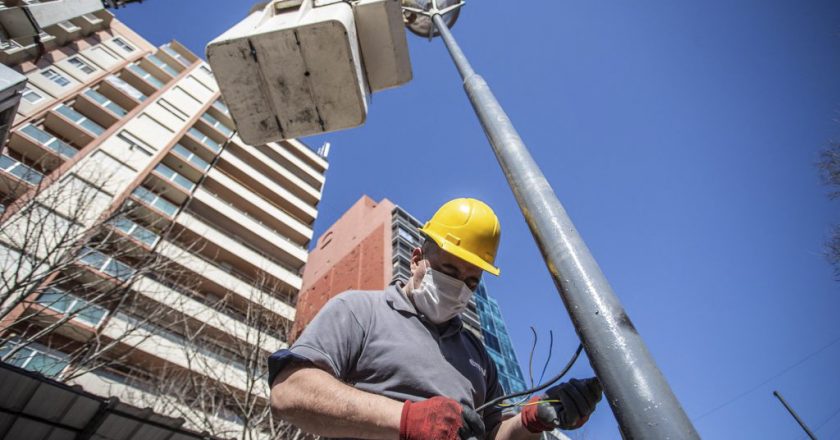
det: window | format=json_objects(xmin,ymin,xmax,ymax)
[
  {"xmin": 0, "ymin": 340, "xmax": 69, "ymax": 377},
  {"xmin": 21, "ymin": 86, "xmax": 43, "ymax": 104},
  {"xmin": 67, "ymin": 56, "xmax": 95, "ymax": 74},
  {"xmin": 112, "ymin": 37, "xmax": 135, "ymax": 53},
  {"xmin": 105, "ymin": 74, "xmax": 147, "ymax": 101},
  {"xmin": 128, "ymin": 63, "xmax": 164, "ymax": 88},
  {"xmin": 41, "ymin": 68, "xmax": 71, "ymax": 87}
]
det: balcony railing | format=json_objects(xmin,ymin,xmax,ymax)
[
  {"xmin": 171, "ymin": 143, "xmax": 210, "ymax": 171},
  {"xmin": 36, "ymin": 287, "xmax": 108, "ymax": 328},
  {"xmin": 131, "ymin": 187, "xmax": 179, "ymax": 217},
  {"xmin": 212, "ymin": 99, "xmax": 229, "ymax": 115},
  {"xmin": 111, "ymin": 216, "xmax": 160, "ymax": 247},
  {"xmin": 54, "ymin": 104, "xmax": 105, "ymax": 136},
  {"xmin": 105, "ymin": 75, "xmax": 147, "ymax": 102},
  {"xmin": 127, "ymin": 63, "xmax": 164, "ymax": 89},
  {"xmin": 0, "ymin": 339, "xmax": 69, "ymax": 378},
  {"xmin": 78, "ymin": 247, "xmax": 136, "ymax": 281},
  {"xmin": 83, "ymin": 89, "xmax": 128, "ymax": 117},
  {"xmin": 19, "ymin": 124, "xmax": 79, "ymax": 158},
  {"xmin": 161, "ymin": 44, "xmax": 190, "ymax": 67},
  {"xmin": 188, "ymin": 127, "xmax": 221, "ymax": 153},
  {"xmin": 154, "ymin": 163, "xmax": 196, "ymax": 191},
  {"xmin": 0, "ymin": 154, "xmax": 43, "ymax": 185},
  {"xmin": 146, "ymin": 53, "xmax": 179, "ymax": 77},
  {"xmin": 200, "ymin": 113, "xmax": 233, "ymax": 137}
]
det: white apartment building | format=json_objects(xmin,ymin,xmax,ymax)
[{"xmin": 0, "ymin": 2, "xmax": 328, "ymax": 436}]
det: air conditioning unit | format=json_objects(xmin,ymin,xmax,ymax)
[{"xmin": 206, "ymin": 0, "xmax": 411, "ymax": 145}]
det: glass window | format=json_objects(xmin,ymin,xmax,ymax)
[
  {"xmin": 105, "ymin": 75, "xmax": 147, "ymax": 101},
  {"xmin": 41, "ymin": 68, "xmax": 71, "ymax": 87},
  {"xmin": 22, "ymin": 86, "xmax": 43, "ymax": 104},
  {"xmin": 84, "ymin": 89, "xmax": 127, "ymax": 116},
  {"xmin": 112, "ymin": 37, "xmax": 135, "ymax": 52},
  {"xmin": 128, "ymin": 64, "xmax": 164, "ymax": 88},
  {"xmin": 67, "ymin": 56, "xmax": 95, "ymax": 74},
  {"xmin": 54, "ymin": 104, "xmax": 105, "ymax": 135},
  {"xmin": 162, "ymin": 44, "xmax": 189, "ymax": 66},
  {"xmin": 147, "ymin": 54, "xmax": 178, "ymax": 77}
]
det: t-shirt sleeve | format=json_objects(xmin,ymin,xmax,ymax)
[{"xmin": 267, "ymin": 294, "xmax": 366, "ymax": 385}]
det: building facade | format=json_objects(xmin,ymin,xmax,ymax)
[
  {"xmin": 474, "ymin": 282, "xmax": 527, "ymax": 395},
  {"xmin": 295, "ymin": 195, "xmax": 526, "ymax": 395},
  {"xmin": 0, "ymin": 2, "xmax": 327, "ymax": 437}
]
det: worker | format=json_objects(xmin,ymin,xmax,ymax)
[{"xmin": 268, "ymin": 198, "xmax": 603, "ymax": 439}]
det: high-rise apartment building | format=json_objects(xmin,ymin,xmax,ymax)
[
  {"xmin": 474, "ymin": 283, "xmax": 527, "ymax": 395},
  {"xmin": 0, "ymin": 2, "xmax": 327, "ymax": 436},
  {"xmin": 294, "ymin": 195, "xmax": 526, "ymax": 395}
]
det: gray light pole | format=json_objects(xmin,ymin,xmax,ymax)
[
  {"xmin": 405, "ymin": 2, "xmax": 701, "ymax": 438},
  {"xmin": 774, "ymin": 390, "xmax": 818, "ymax": 440}
]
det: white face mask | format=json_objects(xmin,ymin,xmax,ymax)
[{"xmin": 411, "ymin": 266, "xmax": 473, "ymax": 324}]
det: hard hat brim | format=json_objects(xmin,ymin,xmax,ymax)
[{"xmin": 421, "ymin": 229, "xmax": 501, "ymax": 276}]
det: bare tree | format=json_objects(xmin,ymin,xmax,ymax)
[
  {"xmin": 128, "ymin": 272, "xmax": 314, "ymax": 440},
  {"xmin": 818, "ymin": 140, "xmax": 840, "ymax": 279},
  {"xmin": 0, "ymin": 159, "xmax": 203, "ymax": 381}
]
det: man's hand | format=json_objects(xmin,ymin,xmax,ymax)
[
  {"xmin": 520, "ymin": 377, "xmax": 603, "ymax": 433},
  {"xmin": 400, "ymin": 396, "xmax": 486, "ymax": 440}
]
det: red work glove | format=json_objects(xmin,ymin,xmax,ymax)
[
  {"xmin": 400, "ymin": 396, "xmax": 485, "ymax": 440},
  {"xmin": 521, "ymin": 377, "xmax": 603, "ymax": 433}
]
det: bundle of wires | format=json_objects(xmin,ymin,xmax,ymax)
[{"xmin": 475, "ymin": 326, "xmax": 584, "ymax": 413}]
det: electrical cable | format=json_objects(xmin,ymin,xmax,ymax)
[
  {"xmin": 536, "ymin": 330, "xmax": 554, "ymax": 386},
  {"xmin": 475, "ymin": 343, "xmax": 583, "ymax": 413},
  {"xmin": 696, "ymin": 335, "xmax": 840, "ymax": 421},
  {"xmin": 527, "ymin": 326, "xmax": 538, "ymax": 389}
]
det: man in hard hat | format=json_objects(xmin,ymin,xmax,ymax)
[{"xmin": 268, "ymin": 198, "xmax": 603, "ymax": 439}]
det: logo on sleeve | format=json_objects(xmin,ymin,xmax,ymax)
[{"xmin": 469, "ymin": 359, "xmax": 486, "ymax": 377}]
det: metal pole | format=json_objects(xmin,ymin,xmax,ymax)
[
  {"xmin": 774, "ymin": 390, "xmax": 818, "ymax": 440},
  {"xmin": 431, "ymin": 14, "xmax": 700, "ymax": 439}
]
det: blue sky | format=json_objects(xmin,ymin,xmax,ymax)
[{"xmin": 115, "ymin": 1, "xmax": 840, "ymax": 438}]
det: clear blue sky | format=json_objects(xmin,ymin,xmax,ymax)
[{"xmin": 115, "ymin": 1, "xmax": 840, "ymax": 438}]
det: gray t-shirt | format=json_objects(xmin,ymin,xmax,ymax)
[{"xmin": 268, "ymin": 284, "xmax": 505, "ymax": 438}]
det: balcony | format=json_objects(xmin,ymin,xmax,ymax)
[
  {"xmin": 159, "ymin": 42, "xmax": 194, "ymax": 68},
  {"xmin": 228, "ymin": 141, "xmax": 320, "ymax": 205},
  {"xmin": 0, "ymin": 154, "xmax": 43, "ymax": 195},
  {"xmin": 189, "ymin": 188, "xmax": 307, "ymax": 271},
  {"xmin": 186, "ymin": 127, "xmax": 222, "ymax": 153},
  {"xmin": 101, "ymin": 74, "xmax": 146, "ymax": 106},
  {"xmin": 198, "ymin": 112, "xmax": 233, "ymax": 137},
  {"xmin": 36, "ymin": 287, "xmax": 108, "ymax": 328},
  {"xmin": 110, "ymin": 216, "xmax": 160, "ymax": 247},
  {"xmin": 155, "ymin": 238, "xmax": 297, "ymax": 322},
  {"xmin": 150, "ymin": 163, "xmax": 196, "ymax": 193},
  {"xmin": 202, "ymin": 168, "xmax": 311, "ymax": 246},
  {"xmin": 44, "ymin": 104, "xmax": 103, "ymax": 147},
  {"xmin": 258, "ymin": 141, "xmax": 326, "ymax": 192},
  {"xmin": 11, "ymin": 124, "xmax": 78, "ymax": 169},
  {"xmin": 0, "ymin": 340, "xmax": 68, "ymax": 378},
  {"xmin": 130, "ymin": 187, "xmax": 180, "ymax": 218},
  {"xmin": 78, "ymin": 247, "xmax": 136, "ymax": 281},
  {"xmin": 217, "ymin": 150, "xmax": 317, "ymax": 224},
  {"xmin": 212, "ymin": 99, "xmax": 229, "ymax": 115},
  {"xmin": 76, "ymin": 88, "xmax": 128, "ymax": 127},
  {"xmin": 144, "ymin": 53, "xmax": 179, "ymax": 78},
  {"xmin": 169, "ymin": 143, "xmax": 210, "ymax": 174},
  {"xmin": 282, "ymin": 138, "xmax": 329, "ymax": 174},
  {"xmin": 120, "ymin": 64, "xmax": 164, "ymax": 97}
]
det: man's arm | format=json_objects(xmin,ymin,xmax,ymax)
[{"xmin": 271, "ymin": 363, "xmax": 403, "ymax": 440}]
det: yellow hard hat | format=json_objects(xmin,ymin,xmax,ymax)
[{"xmin": 420, "ymin": 198, "xmax": 501, "ymax": 276}]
